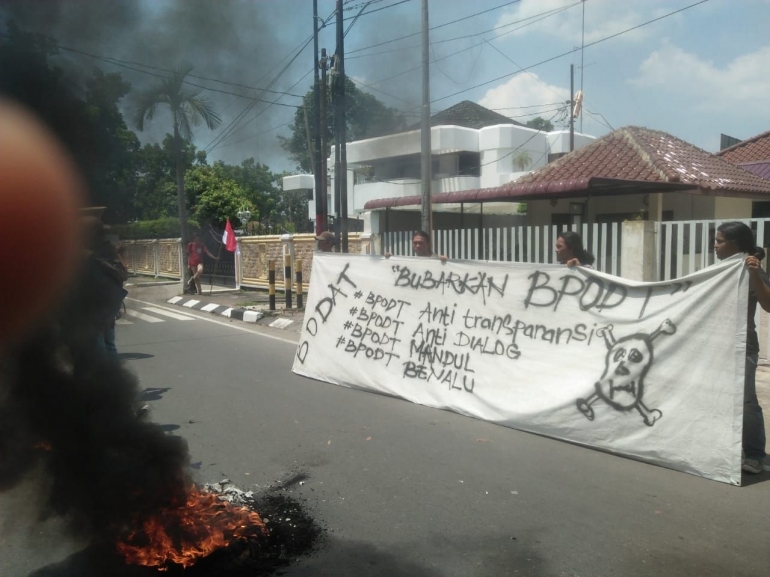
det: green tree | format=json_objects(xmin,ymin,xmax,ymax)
[
  {"xmin": 134, "ymin": 136, "xmax": 208, "ymax": 220},
  {"xmin": 214, "ymin": 158, "xmax": 287, "ymax": 231},
  {"xmin": 186, "ymin": 165, "xmax": 255, "ymax": 227},
  {"xmin": 278, "ymin": 78, "xmax": 407, "ymax": 172},
  {"xmin": 513, "ymin": 150, "xmax": 532, "ymax": 172},
  {"xmin": 134, "ymin": 64, "xmax": 221, "ymax": 273},
  {"xmin": 525, "ymin": 116, "xmax": 554, "ymax": 132},
  {"xmin": 0, "ymin": 23, "xmax": 141, "ymax": 222}
]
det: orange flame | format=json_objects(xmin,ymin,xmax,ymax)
[{"xmin": 116, "ymin": 487, "xmax": 268, "ymax": 570}]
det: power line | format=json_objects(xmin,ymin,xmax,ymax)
[
  {"xmin": 343, "ymin": 0, "xmax": 412, "ymax": 19},
  {"xmin": 0, "ymin": 32, "xmax": 305, "ymax": 107},
  {"xmin": 209, "ymin": 67, "xmax": 315, "ymax": 151},
  {"xmin": 347, "ymin": 108, "xmax": 563, "ymax": 186},
  {"xmin": 348, "ymin": 0, "xmax": 524, "ymax": 56},
  {"xmin": 492, "ymin": 102, "xmax": 564, "ymax": 110},
  {"xmin": 347, "ymin": 1, "xmax": 571, "ymax": 60},
  {"xmin": 209, "ymin": 121, "xmax": 294, "ymax": 150},
  {"xmin": 480, "ymin": 37, "xmax": 615, "ymax": 135},
  {"xmin": 360, "ymin": 3, "xmax": 578, "ymax": 90},
  {"xmin": 349, "ymin": 76, "xmax": 414, "ymax": 106},
  {"xmin": 207, "ymin": 6, "xmax": 341, "ymax": 152},
  {"xmin": 431, "ymin": 0, "xmax": 712, "ymax": 105},
  {"xmin": 203, "ymin": 33, "xmax": 317, "ymax": 153}
]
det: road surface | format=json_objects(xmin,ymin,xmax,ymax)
[{"xmin": 2, "ymin": 295, "xmax": 769, "ymax": 576}]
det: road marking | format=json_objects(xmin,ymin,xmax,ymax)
[
  {"xmin": 221, "ymin": 308, "xmax": 233, "ymax": 317},
  {"xmin": 142, "ymin": 307, "xmax": 197, "ymax": 321},
  {"xmin": 243, "ymin": 310, "xmax": 263, "ymax": 323},
  {"xmin": 201, "ymin": 303, "xmax": 220, "ymax": 312},
  {"xmin": 125, "ymin": 298, "xmax": 299, "ymax": 345},
  {"xmin": 183, "ymin": 300, "xmax": 200, "ymax": 308},
  {"xmin": 124, "ymin": 308, "xmax": 164, "ymax": 323},
  {"xmin": 168, "ymin": 296, "xmax": 184, "ymax": 304},
  {"xmin": 269, "ymin": 318, "xmax": 294, "ymax": 329},
  {"xmin": 115, "ymin": 318, "xmax": 134, "ymax": 325}
]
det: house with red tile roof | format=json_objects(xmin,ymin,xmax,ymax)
[
  {"xmin": 365, "ymin": 126, "xmax": 770, "ymax": 228},
  {"xmin": 717, "ymin": 129, "xmax": 770, "ymax": 194},
  {"xmin": 284, "ymin": 100, "xmax": 595, "ymax": 231}
]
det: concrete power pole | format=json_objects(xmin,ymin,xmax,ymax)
[
  {"xmin": 569, "ymin": 64, "xmax": 575, "ymax": 152},
  {"xmin": 320, "ymin": 48, "xmax": 328, "ymax": 232},
  {"xmin": 335, "ymin": 0, "xmax": 349, "ymax": 253},
  {"xmin": 313, "ymin": 0, "xmax": 323, "ymax": 234},
  {"xmin": 420, "ymin": 0, "xmax": 432, "ymax": 236}
]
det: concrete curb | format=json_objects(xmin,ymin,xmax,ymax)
[{"xmin": 167, "ymin": 296, "xmax": 264, "ymax": 323}]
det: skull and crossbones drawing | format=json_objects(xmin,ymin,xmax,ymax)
[{"xmin": 576, "ymin": 319, "xmax": 676, "ymax": 426}]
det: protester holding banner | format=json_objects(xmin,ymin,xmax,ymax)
[
  {"xmin": 385, "ymin": 231, "xmax": 447, "ymax": 260},
  {"xmin": 315, "ymin": 231, "xmax": 335, "ymax": 253},
  {"xmin": 555, "ymin": 231, "xmax": 595, "ymax": 268},
  {"xmin": 715, "ymin": 221, "xmax": 770, "ymax": 474}
]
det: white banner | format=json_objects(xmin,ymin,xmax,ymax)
[{"xmin": 293, "ymin": 254, "xmax": 748, "ymax": 484}]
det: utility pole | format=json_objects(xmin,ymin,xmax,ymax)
[
  {"xmin": 569, "ymin": 64, "xmax": 575, "ymax": 152},
  {"xmin": 335, "ymin": 0, "xmax": 348, "ymax": 253},
  {"xmin": 580, "ymin": 0, "xmax": 586, "ymax": 133},
  {"xmin": 332, "ymin": 52, "xmax": 340, "ymax": 249},
  {"xmin": 313, "ymin": 0, "xmax": 323, "ymax": 235},
  {"xmin": 420, "ymin": 0, "xmax": 432, "ymax": 236},
  {"xmin": 320, "ymin": 48, "xmax": 328, "ymax": 232}
]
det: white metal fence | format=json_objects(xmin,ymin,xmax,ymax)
[
  {"xmin": 383, "ymin": 223, "xmax": 622, "ymax": 275},
  {"xmin": 384, "ymin": 219, "xmax": 770, "ymax": 280},
  {"xmin": 657, "ymin": 218, "xmax": 770, "ymax": 280}
]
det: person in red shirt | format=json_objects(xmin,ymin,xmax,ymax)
[{"xmin": 186, "ymin": 232, "xmax": 218, "ymax": 294}]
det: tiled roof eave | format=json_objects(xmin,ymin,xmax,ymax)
[{"xmin": 363, "ymin": 178, "xmax": 700, "ymax": 210}]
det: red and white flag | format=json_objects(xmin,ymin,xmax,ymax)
[{"xmin": 222, "ymin": 219, "xmax": 237, "ymax": 252}]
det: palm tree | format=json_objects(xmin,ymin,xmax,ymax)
[
  {"xmin": 134, "ymin": 64, "xmax": 221, "ymax": 278},
  {"xmin": 513, "ymin": 150, "xmax": 532, "ymax": 172}
]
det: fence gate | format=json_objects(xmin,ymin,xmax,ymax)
[
  {"xmin": 657, "ymin": 219, "xmax": 770, "ymax": 281},
  {"xmin": 383, "ymin": 223, "xmax": 622, "ymax": 276}
]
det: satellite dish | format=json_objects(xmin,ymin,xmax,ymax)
[{"xmin": 572, "ymin": 90, "xmax": 583, "ymax": 119}]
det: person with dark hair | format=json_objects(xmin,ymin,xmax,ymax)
[
  {"xmin": 555, "ymin": 231, "xmax": 595, "ymax": 267},
  {"xmin": 715, "ymin": 221, "xmax": 770, "ymax": 474},
  {"xmin": 79, "ymin": 216, "xmax": 128, "ymax": 358},
  {"xmin": 411, "ymin": 230, "xmax": 433, "ymax": 257},
  {"xmin": 186, "ymin": 232, "xmax": 218, "ymax": 294},
  {"xmin": 384, "ymin": 230, "xmax": 447, "ymax": 260},
  {"xmin": 315, "ymin": 230, "xmax": 335, "ymax": 253}
]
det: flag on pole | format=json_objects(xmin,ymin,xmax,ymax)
[{"xmin": 222, "ymin": 219, "xmax": 237, "ymax": 252}]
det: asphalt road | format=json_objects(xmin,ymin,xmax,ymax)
[{"xmin": 2, "ymin": 296, "xmax": 770, "ymax": 577}]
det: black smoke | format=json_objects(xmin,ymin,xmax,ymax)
[
  {"xmin": 0, "ymin": 0, "xmax": 427, "ymax": 170},
  {"xmin": 0, "ymin": 0, "xmax": 312, "ymax": 169},
  {"xmin": 0, "ymin": 264, "xmax": 190, "ymax": 539}
]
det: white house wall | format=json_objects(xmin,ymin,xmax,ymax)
[
  {"xmin": 714, "ymin": 197, "xmax": 753, "ymax": 219},
  {"xmin": 526, "ymin": 193, "xmax": 748, "ymax": 228}
]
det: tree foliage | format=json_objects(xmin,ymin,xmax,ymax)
[
  {"xmin": 187, "ymin": 165, "xmax": 255, "ymax": 227},
  {"xmin": 278, "ymin": 78, "xmax": 407, "ymax": 172},
  {"xmin": 134, "ymin": 136, "xmax": 207, "ymax": 220},
  {"xmin": 525, "ymin": 116, "xmax": 554, "ymax": 132},
  {"xmin": 0, "ymin": 22, "xmax": 309, "ymax": 236},
  {"xmin": 513, "ymin": 150, "xmax": 532, "ymax": 171},
  {"xmin": 0, "ymin": 22, "xmax": 140, "ymax": 222}
]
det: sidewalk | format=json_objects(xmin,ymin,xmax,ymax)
[{"xmin": 129, "ymin": 281, "xmax": 305, "ymax": 335}]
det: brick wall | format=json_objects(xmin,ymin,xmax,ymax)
[{"xmin": 240, "ymin": 233, "xmax": 366, "ymax": 288}]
